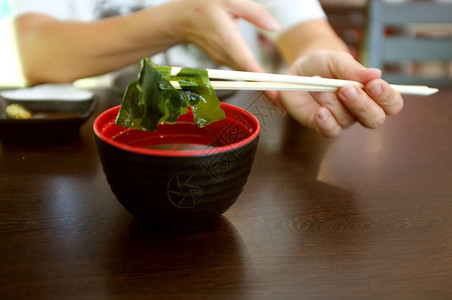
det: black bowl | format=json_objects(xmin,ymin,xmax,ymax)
[{"xmin": 94, "ymin": 104, "xmax": 260, "ymax": 230}]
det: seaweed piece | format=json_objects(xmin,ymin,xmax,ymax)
[{"xmin": 115, "ymin": 58, "xmax": 225, "ymax": 131}]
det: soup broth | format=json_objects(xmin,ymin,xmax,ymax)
[
  {"xmin": 146, "ymin": 143, "xmax": 217, "ymax": 151},
  {"xmin": 110, "ymin": 113, "xmax": 254, "ymax": 152}
]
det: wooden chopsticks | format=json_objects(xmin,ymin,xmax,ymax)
[{"xmin": 169, "ymin": 67, "xmax": 439, "ymax": 96}]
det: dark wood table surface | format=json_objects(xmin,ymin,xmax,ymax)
[{"xmin": 1, "ymin": 88, "xmax": 451, "ymax": 299}]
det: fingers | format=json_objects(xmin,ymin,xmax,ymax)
[
  {"xmin": 226, "ymin": 0, "xmax": 280, "ymax": 31},
  {"xmin": 203, "ymin": 22, "xmax": 263, "ymax": 72},
  {"xmin": 220, "ymin": 26, "xmax": 265, "ymax": 72},
  {"xmin": 315, "ymin": 107, "xmax": 342, "ymax": 137},
  {"xmin": 337, "ymin": 82, "xmax": 401, "ymax": 131},
  {"xmin": 219, "ymin": 0, "xmax": 279, "ymax": 72},
  {"xmin": 366, "ymin": 79, "xmax": 404, "ymax": 115},
  {"xmin": 286, "ymin": 50, "xmax": 405, "ymax": 136},
  {"xmin": 338, "ymin": 84, "xmax": 386, "ymax": 129},
  {"xmin": 336, "ymin": 79, "xmax": 404, "ymax": 129},
  {"xmin": 180, "ymin": 0, "xmax": 273, "ymax": 73},
  {"xmin": 281, "ymin": 91, "xmax": 343, "ymax": 138},
  {"xmin": 312, "ymin": 79, "xmax": 403, "ymax": 133},
  {"xmin": 310, "ymin": 91, "xmax": 355, "ymax": 128},
  {"xmin": 327, "ymin": 53, "xmax": 403, "ymax": 127}
]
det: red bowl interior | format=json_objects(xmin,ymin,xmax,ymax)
[{"xmin": 93, "ymin": 103, "xmax": 260, "ymax": 157}]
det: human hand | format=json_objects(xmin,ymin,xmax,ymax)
[
  {"xmin": 280, "ymin": 50, "xmax": 404, "ymax": 137},
  {"xmin": 172, "ymin": 0, "xmax": 280, "ymax": 72}
]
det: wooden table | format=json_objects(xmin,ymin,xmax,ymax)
[{"xmin": 1, "ymin": 88, "xmax": 451, "ymax": 299}]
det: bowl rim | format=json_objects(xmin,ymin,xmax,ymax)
[{"xmin": 93, "ymin": 103, "xmax": 260, "ymax": 157}]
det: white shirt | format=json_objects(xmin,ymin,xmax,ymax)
[{"xmin": 12, "ymin": 0, "xmax": 326, "ymax": 69}]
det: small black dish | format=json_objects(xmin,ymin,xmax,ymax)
[{"xmin": 0, "ymin": 85, "xmax": 97, "ymax": 142}]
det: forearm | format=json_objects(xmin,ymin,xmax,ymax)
[
  {"xmin": 15, "ymin": 3, "xmax": 180, "ymax": 85},
  {"xmin": 276, "ymin": 19, "xmax": 348, "ymax": 65}
]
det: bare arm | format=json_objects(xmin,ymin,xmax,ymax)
[
  {"xmin": 15, "ymin": 4, "xmax": 179, "ymax": 85},
  {"xmin": 276, "ymin": 18, "xmax": 348, "ymax": 64},
  {"xmin": 14, "ymin": 0, "xmax": 280, "ymax": 85}
]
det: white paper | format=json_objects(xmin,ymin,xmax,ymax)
[{"xmin": 0, "ymin": 84, "xmax": 94, "ymax": 101}]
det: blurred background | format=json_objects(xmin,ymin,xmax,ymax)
[
  {"xmin": 1, "ymin": 0, "xmax": 451, "ymax": 88},
  {"xmin": 0, "ymin": 0, "xmax": 23, "ymax": 87}
]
